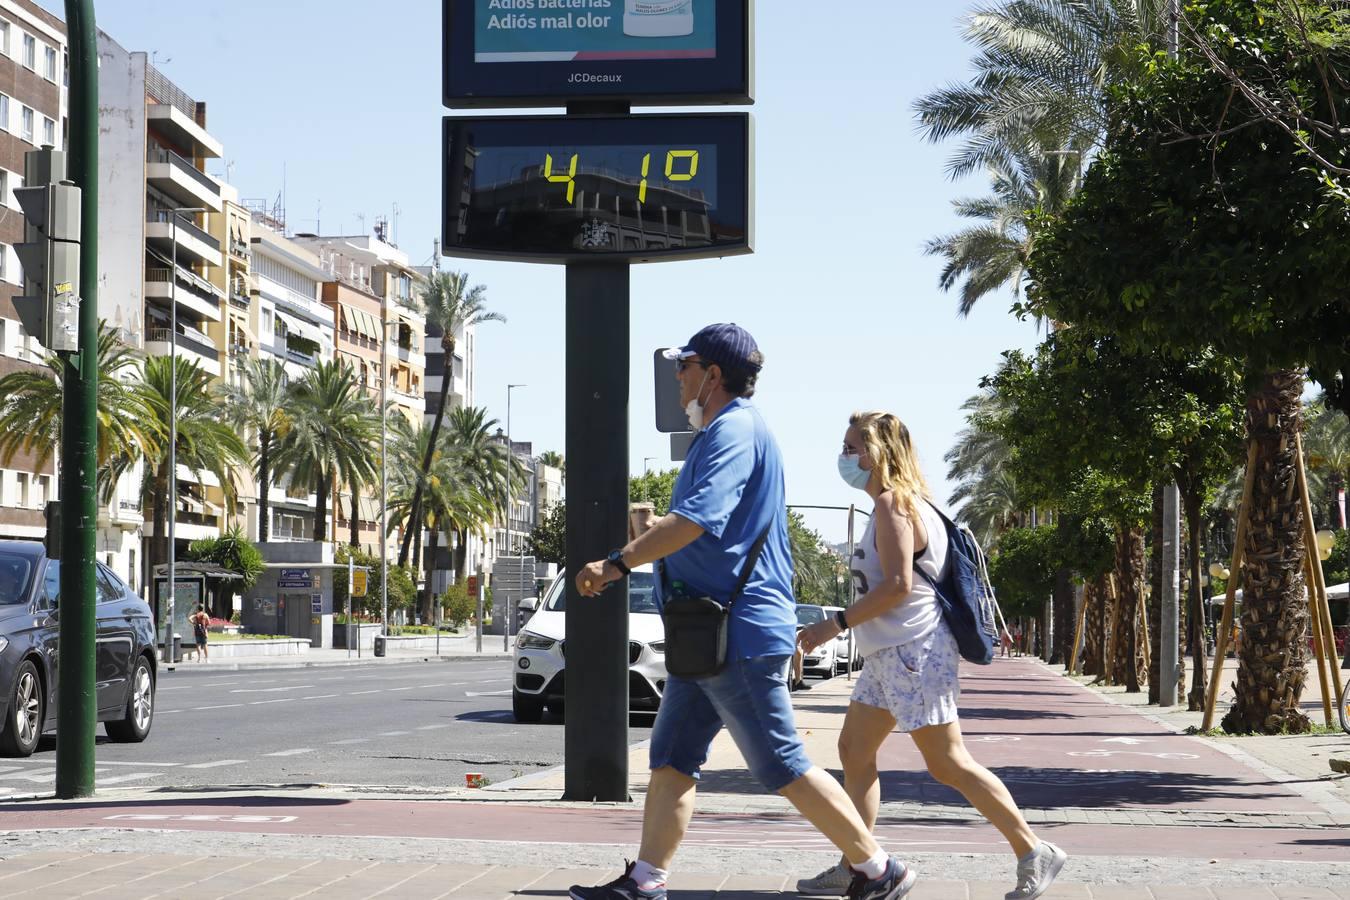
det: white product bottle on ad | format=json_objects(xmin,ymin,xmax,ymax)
[{"xmin": 624, "ymin": 0, "xmax": 694, "ymax": 38}]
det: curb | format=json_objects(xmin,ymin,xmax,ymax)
[{"xmin": 158, "ymin": 652, "xmax": 513, "ymax": 672}]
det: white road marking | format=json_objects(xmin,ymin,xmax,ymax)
[
  {"xmin": 387, "ymin": 686, "xmax": 417, "ymax": 692},
  {"xmin": 97, "ymin": 761, "xmax": 180, "ymax": 767},
  {"xmin": 191, "ymin": 703, "xmax": 245, "ymax": 711},
  {"xmin": 98, "ymin": 772, "xmax": 162, "ymax": 785},
  {"xmin": 249, "ymin": 698, "xmax": 297, "ymax": 706},
  {"xmin": 465, "ymin": 689, "xmax": 511, "ymax": 697},
  {"xmin": 184, "ymin": 759, "xmax": 247, "ymax": 769},
  {"xmin": 230, "ymin": 685, "xmax": 313, "ymax": 694},
  {"xmin": 348, "ymin": 690, "xmax": 381, "ymax": 696},
  {"xmin": 1101, "ymin": 737, "xmax": 1151, "ymax": 745},
  {"xmin": 301, "ymin": 694, "xmax": 339, "ymax": 700},
  {"xmin": 415, "ymin": 724, "xmax": 451, "ymax": 731},
  {"xmin": 106, "ymin": 813, "xmax": 298, "ymax": 823},
  {"xmin": 328, "ymin": 738, "xmax": 370, "ymax": 745},
  {"xmin": 263, "ymin": 748, "xmax": 315, "ymax": 757},
  {"xmin": 377, "ymin": 731, "xmax": 410, "ymax": 737}
]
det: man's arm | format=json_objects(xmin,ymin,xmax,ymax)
[{"xmin": 575, "ymin": 513, "xmax": 705, "ymax": 597}]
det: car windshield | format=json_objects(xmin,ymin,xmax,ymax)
[
  {"xmin": 0, "ymin": 553, "xmax": 35, "ymax": 606},
  {"xmin": 546, "ymin": 571, "xmax": 659, "ymax": 614},
  {"xmin": 796, "ymin": 605, "xmax": 826, "ymax": 626}
]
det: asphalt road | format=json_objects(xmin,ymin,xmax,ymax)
[{"xmin": 0, "ymin": 659, "xmax": 656, "ymax": 796}]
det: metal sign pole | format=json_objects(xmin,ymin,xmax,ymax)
[
  {"xmin": 346, "ymin": 556, "xmax": 353, "ymax": 659},
  {"xmin": 475, "ymin": 574, "xmax": 483, "ymax": 653},
  {"xmin": 563, "ymin": 260, "xmax": 630, "ymax": 803}
]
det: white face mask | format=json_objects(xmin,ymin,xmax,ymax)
[{"xmin": 685, "ymin": 368, "xmax": 712, "ymax": 431}]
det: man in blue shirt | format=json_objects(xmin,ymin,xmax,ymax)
[{"xmin": 571, "ymin": 325, "xmax": 915, "ymax": 900}]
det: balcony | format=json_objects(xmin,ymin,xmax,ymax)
[
  {"xmin": 229, "ymin": 277, "xmax": 250, "ymax": 310},
  {"xmin": 145, "ymin": 266, "xmax": 222, "ymax": 323},
  {"xmin": 145, "ymin": 326, "xmax": 222, "ymax": 377},
  {"xmin": 146, "ymin": 100, "xmax": 223, "ymax": 159},
  {"xmin": 146, "ymin": 210, "xmax": 223, "ymax": 268},
  {"xmin": 146, "ymin": 146, "xmax": 223, "ymax": 212}
]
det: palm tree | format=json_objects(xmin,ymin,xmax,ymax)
[
  {"xmin": 1304, "ymin": 400, "xmax": 1350, "ymax": 528},
  {"xmin": 913, "ymin": 0, "xmax": 1169, "ymax": 179},
  {"xmin": 445, "ymin": 406, "xmax": 526, "ymax": 583},
  {"xmin": 945, "ymin": 390, "xmax": 1029, "ymax": 545},
  {"xmin": 219, "ymin": 357, "xmax": 293, "ymax": 542},
  {"xmin": 924, "ymin": 141, "xmax": 1083, "ymax": 315},
  {"xmin": 398, "ymin": 271, "xmax": 504, "ymax": 567},
  {"xmin": 275, "ymin": 360, "xmax": 379, "ymax": 542},
  {"xmin": 140, "ymin": 356, "xmax": 248, "ymax": 582},
  {"xmin": 537, "ymin": 450, "xmax": 565, "ymax": 481},
  {"xmin": 0, "ymin": 323, "xmax": 160, "ymax": 503}
]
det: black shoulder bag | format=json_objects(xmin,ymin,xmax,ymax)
[{"xmin": 661, "ymin": 527, "xmax": 771, "ymax": 680}]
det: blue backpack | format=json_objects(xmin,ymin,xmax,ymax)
[{"xmin": 914, "ymin": 502, "xmax": 1002, "ymax": 665}]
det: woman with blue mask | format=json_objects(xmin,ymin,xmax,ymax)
[{"xmin": 796, "ymin": 412, "xmax": 1067, "ymax": 900}]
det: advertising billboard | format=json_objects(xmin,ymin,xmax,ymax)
[{"xmin": 444, "ymin": 0, "xmax": 752, "ymax": 107}]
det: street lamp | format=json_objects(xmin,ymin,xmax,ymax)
[
  {"xmin": 164, "ymin": 205, "xmax": 206, "ymax": 671},
  {"xmin": 504, "ymin": 383, "xmax": 526, "ymax": 650},
  {"xmin": 643, "ymin": 457, "xmax": 656, "ymax": 474},
  {"xmin": 379, "ymin": 311, "xmax": 396, "ymax": 641}
]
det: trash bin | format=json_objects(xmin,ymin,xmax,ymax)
[{"xmin": 374, "ymin": 635, "xmax": 386, "ymax": 658}]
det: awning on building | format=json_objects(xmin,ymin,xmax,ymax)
[
  {"xmin": 275, "ymin": 309, "xmax": 325, "ymax": 346},
  {"xmin": 340, "ymin": 304, "xmax": 379, "ymax": 339},
  {"xmin": 228, "ymin": 311, "xmax": 255, "ymax": 343}
]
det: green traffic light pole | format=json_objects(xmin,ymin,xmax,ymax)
[{"xmin": 55, "ymin": 0, "xmax": 99, "ymax": 800}]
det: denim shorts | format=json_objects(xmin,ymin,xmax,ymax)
[
  {"xmin": 649, "ymin": 654, "xmax": 813, "ymax": 792},
  {"xmin": 852, "ymin": 621, "xmax": 961, "ymax": 732}
]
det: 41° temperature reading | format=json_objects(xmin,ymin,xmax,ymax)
[{"xmin": 543, "ymin": 149, "xmax": 701, "ymax": 204}]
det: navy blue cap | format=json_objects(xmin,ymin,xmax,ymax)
[{"xmin": 662, "ymin": 323, "xmax": 762, "ymax": 373}]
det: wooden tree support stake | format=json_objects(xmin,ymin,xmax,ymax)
[
  {"xmin": 1104, "ymin": 573, "xmax": 1123, "ymax": 687},
  {"xmin": 1068, "ymin": 584, "xmax": 1088, "ymax": 676},
  {"xmin": 1295, "ymin": 434, "xmax": 1344, "ymax": 727},
  {"xmin": 1137, "ymin": 579, "xmax": 1151, "ymax": 673},
  {"xmin": 1202, "ymin": 440, "xmax": 1258, "ymax": 732}
]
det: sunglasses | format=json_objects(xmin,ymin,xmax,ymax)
[{"xmin": 676, "ymin": 358, "xmax": 708, "ymax": 374}]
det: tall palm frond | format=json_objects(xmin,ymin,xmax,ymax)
[
  {"xmin": 219, "ymin": 357, "xmax": 293, "ymax": 541},
  {"xmin": 0, "ymin": 323, "xmax": 160, "ymax": 503}
]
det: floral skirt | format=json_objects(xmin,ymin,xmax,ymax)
[{"xmin": 851, "ymin": 621, "xmax": 961, "ymax": 732}]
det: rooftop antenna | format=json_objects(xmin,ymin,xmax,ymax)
[
  {"xmin": 391, "ymin": 202, "xmax": 402, "ymax": 247},
  {"xmin": 356, "ymin": 212, "xmax": 366, "ymax": 235},
  {"xmin": 151, "ymin": 51, "xmax": 172, "ymax": 68}
]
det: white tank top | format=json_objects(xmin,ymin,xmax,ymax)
[{"xmin": 850, "ymin": 498, "xmax": 948, "ymax": 657}]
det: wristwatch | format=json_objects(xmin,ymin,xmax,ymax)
[
  {"xmin": 606, "ymin": 550, "xmax": 631, "ymax": 576},
  {"xmin": 835, "ymin": 609, "xmax": 849, "ymax": 631}
]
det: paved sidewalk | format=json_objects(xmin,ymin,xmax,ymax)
[{"xmin": 2, "ymin": 656, "xmax": 1348, "ymax": 898}]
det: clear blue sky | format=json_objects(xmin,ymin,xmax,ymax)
[{"xmin": 50, "ymin": 0, "xmax": 1036, "ymax": 544}]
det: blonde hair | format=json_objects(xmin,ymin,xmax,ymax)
[{"xmin": 849, "ymin": 411, "xmax": 932, "ymax": 520}]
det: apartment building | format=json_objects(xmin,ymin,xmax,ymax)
[
  {"xmin": 249, "ymin": 224, "xmax": 334, "ymax": 543},
  {"xmin": 96, "ymin": 32, "xmax": 231, "ymax": 590},
  {"xmin": 0, "ymin": 0, "xmax": 66, "ymax": 548}
]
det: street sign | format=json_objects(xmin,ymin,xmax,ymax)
[
  {"xmin": 13, "ymin": 147, "xmax": 81, "ymax": 353},
  {"xmin": 443, "ymin": 0, "xmax": 753, "ymax": 108},
  {"xmin": 443, "ymin": 113, "xmax": 751, "ymax": 264},
  {"xmin": 277, "ymin": 568, "xmax": 312, "ymax": 588},
  {"xmin": 351, "ymin": 568, "xmax": 368, "ymax": 597},
  {"xmin": 467, "ymin": 575, "xmax": 478, "ymax": 595}
]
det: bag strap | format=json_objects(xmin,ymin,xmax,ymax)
[{"xmin": 727, "ymin": 524, "xmax": 772, "ymax": 610}]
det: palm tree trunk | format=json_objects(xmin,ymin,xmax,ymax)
[
  {"xmin": 1084, "ymin": 574, "xmax": 1106, "ymax": 678},
  {"xmin": 1052, "ymin": 566, "xmax": 1073, "ymax": 664},
  {"xmin": 423, "ymin": 528, "xmax": 440, "ymax": 625},
  {"xmin": 349, "ymin": 475, "xmax": 361, "ymax": 548},
  {"xmin": 149, "ymin": 465, "xmax": 168, "ymax": 630},
  {"xmin": 1222, "ymin": 369, "xmax": 1312, "ymax": 735},
  {"xmin": 455, "ymin": 526, "xmax": 469, "ymax": 585},
  {"xmin": 258, "ymin": 432, "xmax": 272, "ymax": 542},
  {"xmin": 1115, "ymin": 528, "xmax": 1144, "ymax": 693},
  {"xmin": 398, "ymin": 339, "xmax": 456, "ymax": 567},
  {"xmin": 313, "ymin": 469, "xmax": 331, "ymax": 542}
]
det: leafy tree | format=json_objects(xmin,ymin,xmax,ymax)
[
  {"xmin": 185, "ymin": 526, "xmax": 263, "ymax": 618},
  {"xmin": 630, "ymin": 468, "xmax": 678, "ymax": 515},
  {"xmin": 788, "ymin": 510, "xmax": 842, "ymax": 606},
  {"xmin": 987, "ymin": 526, "xmax": 1058, "ymax": 620},
  {"xmin": 526, "ymin": 502, "xmax": 566, "ymax": 567},
  {"xmin": 1303, "ymin": 400, "xmax": 1350, "ymax": 528},
  {"xmin": 400, "ymin": 271, "xmax": 504, "ymax": 566},
  {"xmin": 333, "ymin": 543, "xmax": 416, "ymax": 619},
  {"xmin": 220, "ymin": 357, "xmax": 292, "ymax": 542},
  {"xmin": 440, "ymin": 581, "xmax": 477, "ymax": 630},
  {"xmin": 0, "ymin": 322, "xmax": 160, "ymax": 503},
  {"xmin": 1024, "ymin": 0, "xmax": 1350, "ymax": 732}
]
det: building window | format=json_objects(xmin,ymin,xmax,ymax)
[
  {"xmin": 0, "ymin": 170, "xmax": 7, "ymax": 207},
  {"xmin": 21, "ymin": 106, "xmax": 33, "ymax": 143},
  {"xmin": 15, "ymin": 472, "xmax": 28, "ymax": 508},
  {"xmin": 0, "ymin": 21, "xmax": 9, "ymax": 56},
  {"xmin": 0, "ymin": 94, "xmax": 10, "ymax": 133},
  {"xmin": 21, "ymin": 33, "xmax": 34, "ymax": 69},
  {"xmin": 43, "ymin": 46, "xmax": 55, "ymax": 81},
  {"xmin": 0, "ymin": 243, "xmax": 7, "ymax": 282},
  {"xmin": 41, "ymin": 117, "xmax": 53, "ymax": 147}
]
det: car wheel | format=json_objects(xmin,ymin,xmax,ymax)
[
  {"xmin": 512, "ymin": 689, "xmax": 545, "ymax": 723},
  {"xmin": 105, "ymin": 655, "xmax": 155, "ymax": 743},
  {"xmin": 0, "ymin": 659, "xmax": 44, "ymax": 757}
]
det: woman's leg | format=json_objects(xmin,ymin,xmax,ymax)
[
  {"xmin": 910, "ymin": 719, "xmax": 1036, "ymax": 858},
  {"xmin": 837, "ymin": 700, "xmax": 898, "ymax": 834}
]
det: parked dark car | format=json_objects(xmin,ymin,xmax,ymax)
[{"xmin": 0, "ymin": 540, "xmax": 158, "ymax": 757}]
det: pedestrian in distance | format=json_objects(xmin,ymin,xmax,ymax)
[
  {"xmin": 796, "ymin": 412, "xmax": 1067, "ymax": 900},
  {"xmin": 570, "ymin": 325, "xmax": 917, "ymax": 900},
  {"xmin": 189, "ymin": 603, "xmax": 210, "ymax": 663}
]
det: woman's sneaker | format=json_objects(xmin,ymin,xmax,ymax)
[
  {"xmin": 569, "ymin": 861, "xmax": 666, "ymax": 900},
  {"xmin": 796, "ymin": 862, "xmax": 852, "ymax": 896},
  {"xmin": 1006, "ymin": 842, "xmax": 1067, "ymax": 900},
  {"xmin": 845, "ymin": 857, "xmax": 917, "ymax": 900}
]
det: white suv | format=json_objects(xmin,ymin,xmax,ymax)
[{"xmin": 512, "ymin": 565, "xmax": 666, "ymax": 723}]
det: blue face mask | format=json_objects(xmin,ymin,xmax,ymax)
[{"xmin": 837, "ymin": 454, "xmax": 871, "ymax": 491}]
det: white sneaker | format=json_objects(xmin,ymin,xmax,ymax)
[
  {"xmin": 796, "ymin": 862, "xmax": 851, "ymax": 897},
  {"xmin": 1006, "ymin": 842, "xmax": 1067, "ymax": 900}
]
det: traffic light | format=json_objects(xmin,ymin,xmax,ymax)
[{"xmin": 12, "ymin": 146, "xmax": 81, "ymax": 353}]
